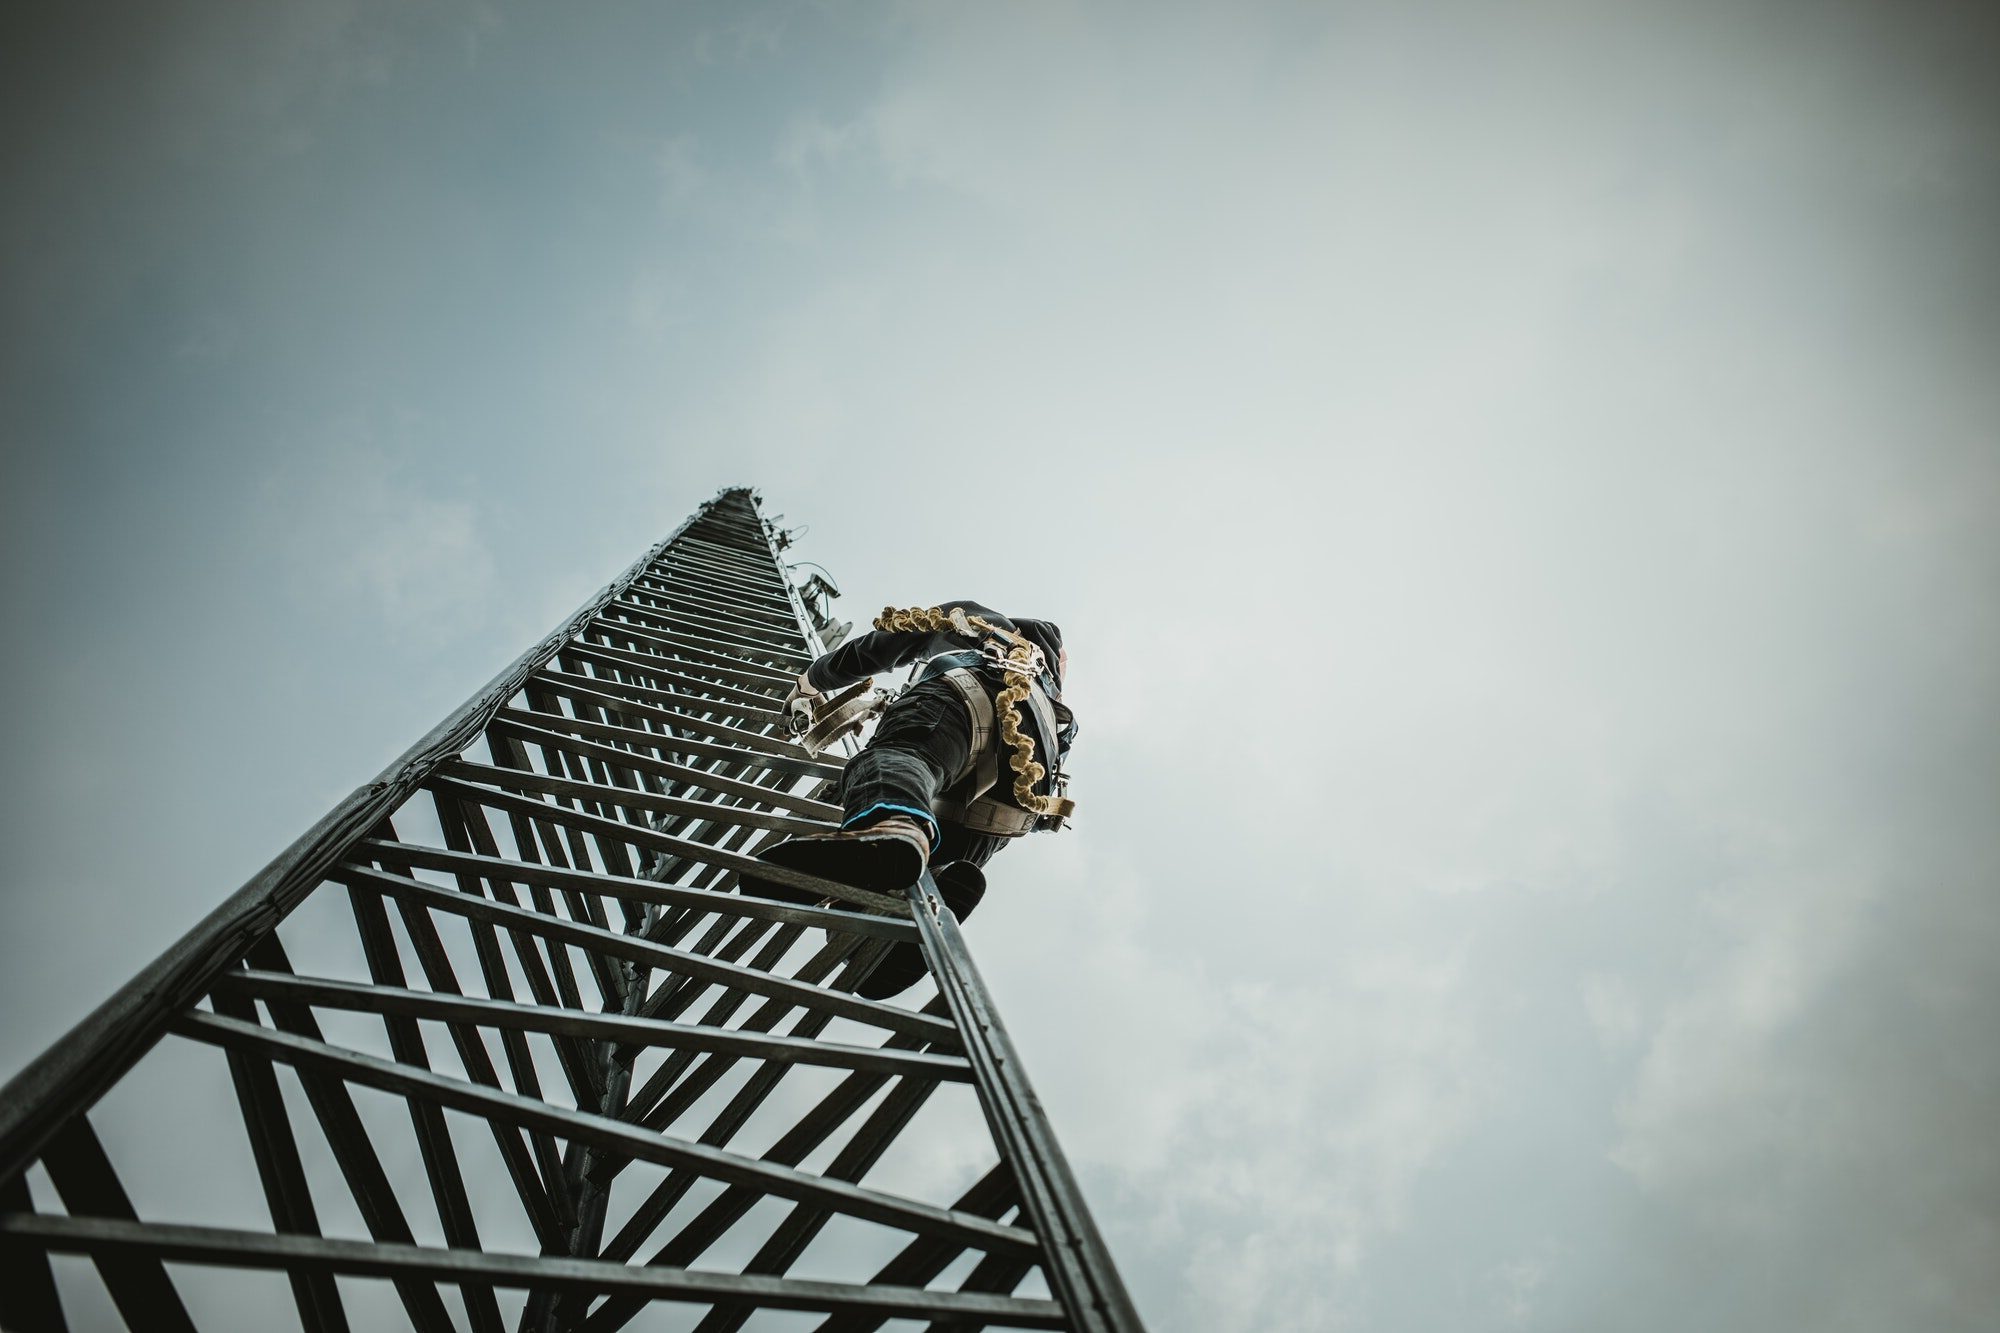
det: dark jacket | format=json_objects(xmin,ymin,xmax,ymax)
[{"xmin": 804, "ymin": 599, "xmax": 1076, "ymax": 767}]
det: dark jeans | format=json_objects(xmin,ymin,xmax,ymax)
[{"xmin": 839, "ymin": 679, "xmax": 1009, "ymax": 871}]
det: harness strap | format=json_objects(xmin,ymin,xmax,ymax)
[
  {"xmin": 938, "ymin": 794, "xmax": 1040, "ymax": 837},
  {"xmin": 930, "ymin": 666, "xmax": 1040, "ymax": 838},
  {"xmin": 933, "ymin": 667, "xmax": 996, "ymax": 778}
]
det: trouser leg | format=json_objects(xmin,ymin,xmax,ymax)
[
  {"xmin": 841, "ymin": 682, "xmax": 1012, "ymax": 869},
  {"xmin": 837, "ymin": 680, "xmax": 973, "ymax": 838},
  {"xmin": 738, "ymin": 680, "xmax": 1013, "ymax": 918},
  {"xmin": 735, "ymin": 682, "xmax": 972, "ymax": 905}
]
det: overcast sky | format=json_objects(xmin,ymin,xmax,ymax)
[{"xmin": 4, "ymin": 2, "xmax": 1997, "ymax": 1329}]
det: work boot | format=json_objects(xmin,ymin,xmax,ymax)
[
  {"xmin": 736, "ymin": 815, "xmax": 932, "ymax": 906},
  {"xmin": 854, "ymin": 861, "xmax": 988, "ymax": 1000}
]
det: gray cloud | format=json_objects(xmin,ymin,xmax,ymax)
[{"xmin": 4, "ymin": 2, "xmax": 1996, "ymax": 1329}]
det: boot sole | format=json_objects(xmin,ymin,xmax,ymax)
[{"xmin": 737, "ymin": 832, "xmax": 927, "ymax": 904}]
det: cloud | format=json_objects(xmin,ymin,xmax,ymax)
[
  {"xmin": 5, "ymin": 2, "xmax": 1998, "ymax": 1329},
  {"xmin": 655, "ymin": 131, "xmax": 707, "ymax": 211},
  {"xmin": 1581, "ymin": 972, "xmax": 1645, "ymax": 1052},
  {"xmin": 1484, "ymin": 1252, "xmax": 1553, "ymax": 1326},
  {"xmin": 777, "ymin": 111, "xmax": 861, "ymax": 176},
  {"xmin": 1610, "ymin": 853, "xmax": 1877, "ymax": 1217},
  {"xmin": 256, "ymin": 433, "xmax": 500, "ymax": 650},
  {"xmin": 773, "ymin": 5, "xmax": 2000, "ymax": 1327}
]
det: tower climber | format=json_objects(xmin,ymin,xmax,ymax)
[{"xmin": 740, "ymin": 599, "xmax": 1077, "ymax": 997}]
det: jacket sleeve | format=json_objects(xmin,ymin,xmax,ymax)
[
  {"xmin": 802, "ymin": 628, "xmax": 942, "ymax": 691},
  {"xmin": 803, "ymin": 599, "xmax": 1006, "ymax": 692}
]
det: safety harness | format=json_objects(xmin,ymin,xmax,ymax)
[{"xmin": 873, "ymin": 605, "xmax": 1077, "ymax": 836}]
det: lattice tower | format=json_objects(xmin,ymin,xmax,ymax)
[{"xmin": 0, "ymin": 488, "xmax": 1142, "ymax": 1332}]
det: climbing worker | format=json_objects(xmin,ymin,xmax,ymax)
[{"xmin": 739, "ymin": 601, "xmax": 1077, "ymax": 998}]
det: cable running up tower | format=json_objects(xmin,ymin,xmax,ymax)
[{"xmin": 0, "ymin": 488, "xmax": 1142, "ymax": 1332}]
